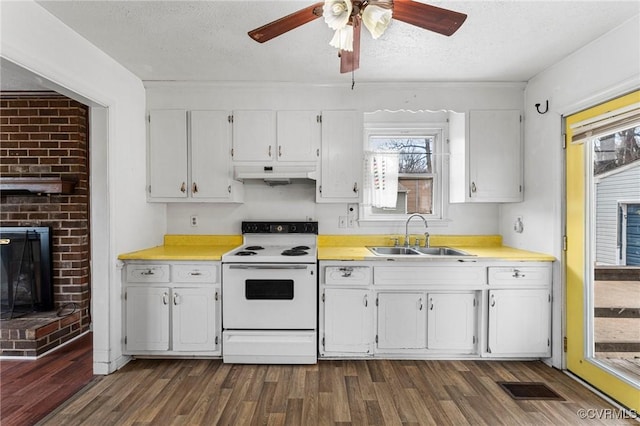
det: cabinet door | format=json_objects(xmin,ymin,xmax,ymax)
[
  {"xmin": 323, "ymin": 288, "xmax": 373, "ymax": 353},
  {"xmin": 318, "ymin": 110, "xmax": 361, "ymax": 202},
  {"xmin": 488, "ymin": 289, "xmax": 551, "ymax": 356},
  {"xmin": 190, "ymin": 110, "xmax": 233, "ymax": 199},
  {"xmin": 468, "ymin": 110, "xmax": 522, "ymax": 202},
  {"xmin": 427, "ymin": 292, "xmax": 477, "ymax": 352},
  {"xmin": 277, "ymin": 111, "xmax": 320, "ymax": 162},
  {"xmin": 377, "ymin": 292, "xmax": 426, "ymax": 349},
  {"xmin": 125, "ymin": 286, "xmax": 170, "ymax": 352},
  {"xmin": 148, "ymin": 109, "xmax": 188, "ymax": 198},
  {"xmin": 172, "ymin": 286, "xmax": 218, "ymax": 352},
  {"xmin": 232, "ymin": 110, "xmax": 276, "ymax": 162}
]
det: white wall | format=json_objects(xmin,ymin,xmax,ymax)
[
  {"xmin": 499, "ymin": 14, "xmax": 640, "ymax": 367},
  {"xmin": 1, "ymin": 1, "xmax": 166, "ymax": 374},
  {"xmin": 146, "ymin": 83, "xmax": 525, "ymax": 236}
]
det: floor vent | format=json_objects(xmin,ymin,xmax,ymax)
[{"xmin": 498, "ymin": 382, "xmax": 565, "ymax": 401}]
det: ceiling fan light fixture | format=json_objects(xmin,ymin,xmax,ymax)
[
  {"xmin": 362, "ymin": 5, "xmax": 392, "ymax": 39},
  {"xmin": 323, "ymin": 0, "xmax": 352, "ymax": 30},
  {"xmin": 329, "ymin": 24, "xmax": 354, "ymax": 51}
]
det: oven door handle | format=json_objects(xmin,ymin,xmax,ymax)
[{"xmin": 228, "ymin": 265, "xmax": 308, "ymax": 270}]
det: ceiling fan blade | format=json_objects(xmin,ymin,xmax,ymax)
[
  {"xmin": 248, "ymin": 2, "xmax": 324, "ymax": 43},
  {"xmin": 340, "ymin": 18, "xmax": 361, "ymax": 73},
  {"xmin": 392, "ymin": 0, "xmax": 467, "ymax": 36}
]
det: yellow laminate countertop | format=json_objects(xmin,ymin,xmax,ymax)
[
  {"xmin": 118, "ymin": 234, "xmax": 555, "ymax": 262},
  {"xmin": 318, "ymin": 235, "xmax": 555, "ymax": 262},
  {"xmin": 118, "ymin": 235, "xmax": 242, "ymax": 261}
]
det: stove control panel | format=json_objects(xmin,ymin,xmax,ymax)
[{"xmin": 241, "ymin": 221, "xmax": 318, "ymax": 235}]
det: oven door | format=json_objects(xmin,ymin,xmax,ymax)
[{"xmin": 222, "ymin": 263, "xmax": 316, "ymax": 329}]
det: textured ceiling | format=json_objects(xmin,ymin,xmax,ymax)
[{"xmin": 9, "ymin": 1, "xmax": 640, "ymax": 85}]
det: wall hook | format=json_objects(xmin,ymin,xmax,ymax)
[{"xmin": 535, "ymin": 100, "xmax": 549, "ymax": 114}]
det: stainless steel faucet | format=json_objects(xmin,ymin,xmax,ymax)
[{"xmin": 405, "ymin": 214, "xmax": 429, "ymax": 247}]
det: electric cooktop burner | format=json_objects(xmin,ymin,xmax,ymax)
[
  {"xmin": 236, "ymin": 251, "xmax": 257, "ymax": 256},
  {"xmin": 292, "ymin": 246, "xmax": 310, "ymax": 251},
  {"xmin": 281, "ymin": 249, "xmax": 308, "ymax": 256},
  {"xmin": 245, "ymin": 246, "xmax": 265, "ymax": 251}
]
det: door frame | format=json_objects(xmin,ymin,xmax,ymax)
[{"xmin": 564, "ymin": 90, "xmax": 640, "ymax": 411}]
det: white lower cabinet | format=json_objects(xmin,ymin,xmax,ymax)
[
  {"xmin": 427, "ymin": 292, "xmax": 477, "ymax": 352},
  {"xmin": 322, "ymin": 288, "xmax": 374, "ymax": 354},
  {"xmin": 125, "ymin": 286, "xmax": 170, "ymax": 351},
  {"xmin": 123, "ymin": 262, "xmax": 221, "ymax": 356},
  {"xmin": 376, "ymin": 292, "xmax": 426, "ymax": 350},
  {"xmin": 375, "ymin": 291, "xmax": 477, "ymax": 353},
  {"xmin": 487, "ymin": 288, "xmax": 551, "ymax": 357},
  {"xmin": 172, "ymin": 287, "xmax": 219, "ymax": 351},
  {"xmin": 320, "ymin": 260, "xmax": 552, "ymax": 360}
]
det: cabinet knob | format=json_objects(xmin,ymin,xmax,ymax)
[
  {"xmin": 353, "ymin": 182, "xmax": 359, "ymax": 193},
  {"xmin": 419, "ymin": 297, "xmax": 424, "ymax": 311},
  {"xmin": 162, "ymin": 292, "xmax": 169, "ymax": 305},
  {"xmin": 173, "ymin": 293, "xmax": 179, "ymax": 305},
  {"xmin": 363, "ymin": 294, "xmax": 368, "ymax": 307},
  {"xmin": 490, "ymin": 294, "xmax": 496, "ymax": 307},
  {"xmin": 471, "ymin": 182, "xmax": 477, "ymax": 193},
  {"xmin": 268, "ymin": 145, "xmax": 272, "ymax": 157},
  {"xmin": 278, "ymin": 145, "xmax": 282, "ymax": 157},
  {"xmin": 228, "ymin": 185, "xmax": 231, "ymax": 194},
  {"xmin": 192, "ymin": 182, "xmax": 198, "ymax": 193},
  {"xmin": 180, "ymin": 182, "xmax": 186, "ymax": 193}
]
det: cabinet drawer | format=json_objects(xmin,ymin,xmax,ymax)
[
  {"xmin": 172, "ymin": 264, "xmax": 218, "ymax": 283},
  {"xmin": 375, "ymin": 266, "xmax": 485, "ymax": 286},
  {"xmin": 488, "ymin": 266, "xmax": 551, "ymax": 286},
  {"xmin": 126, "ymin": 264, "xmax": 170, "ymax": 283},
  {"xmin": 325, "ymin": 266, "xmax": 371, "ymax": 285}
]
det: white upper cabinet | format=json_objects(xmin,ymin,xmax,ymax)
[
  {"xmin": 148, "ymin": 109, "xmax": 189, "ymax": 199},
  {"xmin": 148, "ymin": 109, "xmax": 242, "ymax": 202},
  {"xmin": 232, "ymin": 110, "xmax": 276, "ymax": 162},
  {"xmin": 450, "ymin": 109, "xmax": 523, "ymax": 203},
  {"xmin": 277, "ymin": 111, "xmax": 321, "ymax": 162},
  {"xmin": 317, "ymin": 110, "xmax": 362, "ymax": 202},
  {"xmin": 232, "ymin": 110, "xmax": 320, "ymax": 163}
]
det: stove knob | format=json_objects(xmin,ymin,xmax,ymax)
[
  {"xmin": 247, "ymin": 224, "xmax": 258, "ymax": 233},
  {"xmin": 303, "ymin": 223, "xmax": 316, "ymax": 233},
  {"xmin": 290, "ymin": 224, "xmax": 298, "ymax": 232},
  {"xmin": 275, "ymin": 225, "xmax": 284, "ymax": 233}
]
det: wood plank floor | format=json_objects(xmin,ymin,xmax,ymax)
[
  {"xmin": 0, "ymin": 332, "xmax": 94, "ymax": 426},
  {"xmin": 39, "ymin": 357, "xmax": 635, "ymax": 425}
]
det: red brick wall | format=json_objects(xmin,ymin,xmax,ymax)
[{"xmin": 1, "ymin": 93, "xmax": 90, "ymax": 330}]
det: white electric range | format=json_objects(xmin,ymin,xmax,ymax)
[{"xmin": 221, "ymin": 221, "xmax": 318, "ymax": 364}]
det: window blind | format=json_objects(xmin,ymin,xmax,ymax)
[{"xmin": 570, "ymin": 102, "xmax": 640, "ymax": 144}]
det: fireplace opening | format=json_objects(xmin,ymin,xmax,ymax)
[{"xmin": 0, "ymin": 226, "xmax": 53, "ymax": 319}]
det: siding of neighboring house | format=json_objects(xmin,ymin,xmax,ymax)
[{"xmin": 595, "ymin": 162, "xmax": 640, "ymax": 265}]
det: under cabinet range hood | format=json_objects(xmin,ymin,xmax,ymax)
[{"xmin": 234, "ymin": 165, "xmax": 317, "ymax": 186}]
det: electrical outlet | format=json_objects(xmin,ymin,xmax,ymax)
[
  {"xmin": 338, "ymin": 216, "xmax": 347, "ymax": 228},
  {"xmin": 190, "ymin": 215, "xmax": 198, "ymax": 227}
]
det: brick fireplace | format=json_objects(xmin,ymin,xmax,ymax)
[{"xmin": 0, "ymin": 92, "xmax": 91, "ymax": 356}]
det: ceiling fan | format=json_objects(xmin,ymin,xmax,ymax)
[{"xmin": 248, "ymin": 0, "xmax": 467, "ymax": 74}]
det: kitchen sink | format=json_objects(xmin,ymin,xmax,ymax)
[
  {"xmin": 367, "ymin": 246, "xmax": 474, "ymax": 257},
  {"xmin": 368, "ymin": 247, "xmax": 422, "ymax": 255},
  {"xmin": 414, "ymin": 247, "xmax": 472, "ymax": 256}
]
